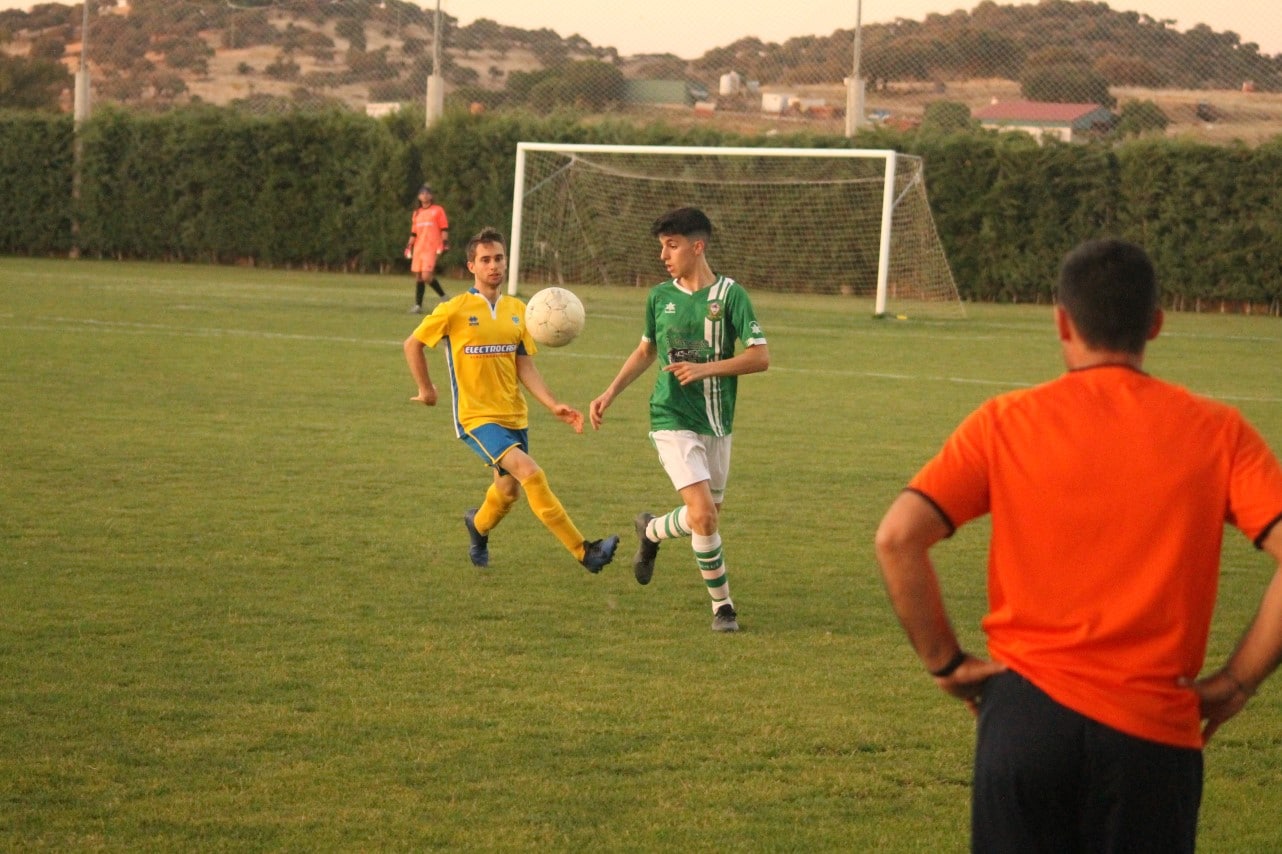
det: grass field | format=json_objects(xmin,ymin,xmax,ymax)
[{"xmin": 2, "ymin": 257, "xmax": 1281, "ymax": 851}]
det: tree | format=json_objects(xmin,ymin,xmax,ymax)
[
  {"xmin": 265, "ymin": 55, "xmax": 301, "ymax": 82},
  {"xmin": 558, "ymin": 60, "xmax": 624, "ymax": 110},
  {"xmin": 30, "ymin": 32, "xmax": 67, "ymax": 61},
  {"xmin": 1113, "ymin": 99, "xmax": 1169, "ymax": 138},
  {"xmin": 151, "ymin": 71, "xmax": 188, "ymax": 100},
  {"xmin": 0, "ymin": 54, "xmax": 71, "ymax": 111},
  {"xmin": 334, "ymin": 18, "xmax": 366, "ymax": 53},
  {"xmin": 921, "ymin": 100, "xmax": 975, "ymax": 133},
  {"xmin": 1021, "ymin": 65, "xmax": 1114, "ymax": 107},
  {"xmin": 1093, "ymin": 55, "xmax": 1166, "ymax": 88},
  {"xmin": 161, "ymin": 36, "xmax": 214, "ymax": 74}
]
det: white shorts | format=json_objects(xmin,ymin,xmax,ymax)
[{"xmin": 649, "ymin": 430, "xmax": 732, "ymax": 503}]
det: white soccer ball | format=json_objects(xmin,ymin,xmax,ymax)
[{"xmin": 524, "ymin": 287, "xmax": 585, "ymax": 348}]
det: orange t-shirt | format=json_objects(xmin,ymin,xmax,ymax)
[
  {"xmin": 410, "ymin": 204, "xmax": 448, "ymax": 272},
  {"xmin": 910, "ymin": 364, "xmax": 1282, "ymax": 748}
]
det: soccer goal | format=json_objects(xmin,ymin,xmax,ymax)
[{"xmin": 508, "ymin": 142, "xmax": 963, "ymax": 318}]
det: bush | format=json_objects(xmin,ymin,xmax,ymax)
[
  {"xmin": 921, "ymin": 101, "xmax": 975, "ymax": 133},
  {"xmin": 1021, "ymin": 64, "xmax": 1115, "ymax": 107},
  {"xmin": 1113, "ymin": 100, "xmax": 1169, "ymax": 138}
]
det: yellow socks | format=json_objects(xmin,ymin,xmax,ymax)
[
  {"xmin": 519, "ymin": 469, "xmax": 586, "ymax": 559},
  {"xmin": 473, "ymin": 482, "xmax": 517, "ymax": 534}
]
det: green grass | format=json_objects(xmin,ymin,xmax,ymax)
[{"xmin": 2, "ymin": 257, "xmax": 1281, "ymax": 851}]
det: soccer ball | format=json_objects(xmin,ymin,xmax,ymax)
[{"xmin": 524, "ymin": 287, "xmax": 585, "ymax": 348}]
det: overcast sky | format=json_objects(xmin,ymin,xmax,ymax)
[{"xmin": 2, "ymin": 1, "xmax": 1277, "ymax": 57}]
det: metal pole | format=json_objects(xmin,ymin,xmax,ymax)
[
  {"xmin": 425, "ymin": 0, "xmax": 444, "ymax": 126},
  {"xmin": 71, "ymin": 1, "xmax": 91, "ymax": 259},
  {"xmin": 845, "ymin": 0, "xmax": 866, "ymax": 137},
  {"xmin": 74, "ymin": 0, "xmax": 90, "ymax": 123}
]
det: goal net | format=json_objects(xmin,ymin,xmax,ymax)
[{"xmin": 509, "ymin": 143, "xmax": 963, "ymax": 318}]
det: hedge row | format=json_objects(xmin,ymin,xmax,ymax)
[
  {"xmin": 1, "ymin": 106, "xmax": 1279, "ymax": 308},
  {"xmin": 896, "ymin": 130, "xmax": 1282, "ymax": 307}
]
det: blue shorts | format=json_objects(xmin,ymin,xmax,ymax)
[{"xmin": 462, "ymin": 424, "xmax": 528, "ymax": 476}]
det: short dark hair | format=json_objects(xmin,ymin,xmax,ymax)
[
  {"xmin": 465, "ymin": 226, "xmax": 506, "ymax": 262},
  {"xmin": 650, "ymin": 207, "xmax": 713, "ymax": 242},
  {"xmin": 1056, "ymin": 238, "xmax": 1159, "ymax": 354}
]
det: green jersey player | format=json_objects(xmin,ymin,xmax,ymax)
[{"xmin": 590, "ymin": 207, "xmax": 770, "ymax": 631}]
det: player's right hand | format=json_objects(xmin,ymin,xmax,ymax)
[
  {"xmin": 552, "ymin": 404, "xmax": 584, "ymax": 434},
  {"xmin": 934, "ymin": 655, "xmax": 1007, "ymax": 716},
  {"xmin": 410, "ymin": 385, "xmax": 437, "ymax": 406},
  {"xmin": 589, "ymin": 394, "xmax": 611, "ymax": 430}
]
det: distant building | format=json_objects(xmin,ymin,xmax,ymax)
[
  {"xmin": 622, "ymin": 80, "xmax": 708, "ymax": 107},
  {"xmin": 974, "ymin": 100, "xmax": 1114, "ymax": 143},
  {"xmin": 761, "ymin": 92, "xmax": 794, "ymax": 114}
]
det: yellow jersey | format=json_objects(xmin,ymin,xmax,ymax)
[{"xmin": 412, "ymin": 289, "xmax": 538, "ymax": 434}]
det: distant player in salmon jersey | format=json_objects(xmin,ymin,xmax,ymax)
[
  {"xmin": 405, "ymin": 184, "xmax": 449, "ymax": 313},
  {"xmin": 403, "ymin": 226, "xmax": 619, "ymax": 575},
  {"xmin": 590, "ymin": 207, "xmax": 770, "ymax": 632}
]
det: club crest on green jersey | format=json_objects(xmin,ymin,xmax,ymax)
[{"xmin": 707, "ymin": 301, "xmax": 723, "ymax": 321}]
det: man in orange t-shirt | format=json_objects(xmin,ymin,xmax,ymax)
[
  {"xmin": 405, "ymin": 184, "xmax": 449, "ymax": 313},
  {"xmin": 875, "ymin": 238, "xmax": 1282, "ymax": 852}
]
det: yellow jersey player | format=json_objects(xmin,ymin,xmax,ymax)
[{"xmin": 403, "ymin": 226, "xmax": 618, "ymax": 573}]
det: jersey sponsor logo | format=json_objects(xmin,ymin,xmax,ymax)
[
  {"xmin": 665, "ymin": 334, "xmax": 711, "ymax": 364},
  {"xmin": 463, "ymin": 344, "xmax": 520, "ymax": 356},
  {"xmin": 667, "ymin": 347, "xmax": 706, "ymax": 363}
]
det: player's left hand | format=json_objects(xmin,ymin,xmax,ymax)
[
  {"xmin": 552, "ymin": 404, "xmax": 584, "ymax": 434},
  {"xmin": 662, "ymin": 361, "xmax": 708, "ymax": 386},
  {"xmin": 1185, "ymin": 670, "xmax": 1252, "ymax": 744}
]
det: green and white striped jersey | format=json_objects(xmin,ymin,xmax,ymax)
[{"xmin": 642, "ymin": 275, "xmax": 766, "ymax": 436}]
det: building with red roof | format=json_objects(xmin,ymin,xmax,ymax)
[{"xmin": 973, "ymin": 100, "xmax": 1115, "ymax": 143}]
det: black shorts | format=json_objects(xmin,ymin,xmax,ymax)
[{"xmin": 972, "ymin": 670, "xmax": 1202, "ymax": 854}]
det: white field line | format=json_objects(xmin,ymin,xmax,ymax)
[{"xmin": 4, "ymin": 314, "xmax": 1280, "ymax": 405}]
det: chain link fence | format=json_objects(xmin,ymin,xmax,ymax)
[{"xmin": 1, "ymin": 1, "xmax": 1280, "ymax": 143}]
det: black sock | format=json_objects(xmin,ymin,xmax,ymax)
[
  {"xmin": 430, "ymin": 278, "xmax": 445, "ymax": 297},
  {"xmin": 415, "ymin": 282, "xmax": 426, "ymax": 305}
]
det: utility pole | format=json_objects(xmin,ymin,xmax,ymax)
[
  {"xmin": 845, "ymin": 0, "xmax": 866, "ymax": 137},
  {"xmin": 74, "ymin": 0, "xmax": 91, "ymax": 123},
  {"xmin": 71, "ymin": 0, "xmax": 92, "ymax": 258},
  {"xmin": 425, "ymin": 0, "xmax": 444, "ymax": 126}
]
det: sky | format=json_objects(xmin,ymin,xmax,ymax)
[{"xmin": 1, "ymin": 1, "xmax": 1276, "ymax": 58}]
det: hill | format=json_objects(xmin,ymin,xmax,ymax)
[{"xmin": 1, "ymin": 0, "xmax": 1280, "ymax": 142}]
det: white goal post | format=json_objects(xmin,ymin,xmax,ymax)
[{"xmin": 508, "ymin": 142, "xmax": 962, "ymax": 317}]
